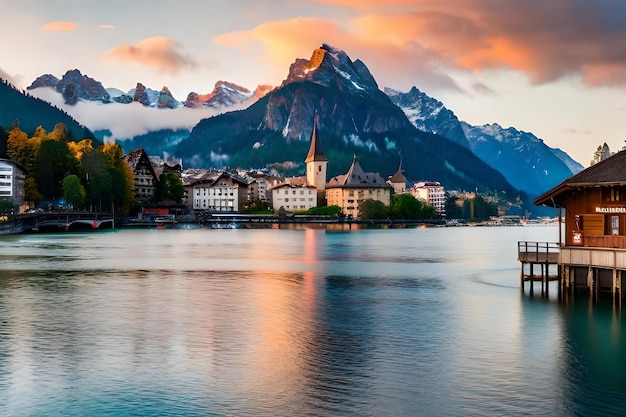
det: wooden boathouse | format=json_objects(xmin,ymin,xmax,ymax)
[{"xmin": 528, "ymin": 150, "xmax": 626, "ymax": 303}]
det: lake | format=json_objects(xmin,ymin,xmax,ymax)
[{"xmin": 0, "ymin": 225, "xmax": 625, "ymax": 416}]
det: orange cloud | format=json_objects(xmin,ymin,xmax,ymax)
[
  {"xmin": 40, "ymin": 21, "xmax": 77, "ymax": 31},
  {"xmin": 289, "ymin": 1, "xmax": 626, "ymax": 87},
  {"xmin": 215, "ymin": 18, "xmax": 346, "ymax": 73},
  {"xmin": 104, "ymin": 37, "xmax": 196, "ymax": 74},
  {"xmin": 215, "ymin": 16, "xmax": 461, "ymax": 90},
  {"xmin": 98, "ymin": 24, "xmax": 115, "ymax": 30}
]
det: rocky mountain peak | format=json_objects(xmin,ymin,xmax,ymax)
[
  {"xmin": 282, "ymin": 44, "xmax": 378, "ymax": 91},
  {"xmin": 27, "ymin": 74, "xmax": 60, "ymax": 90},
  {"xmin": 157, "ymin": 86, "xmax": 178, "ymax": 109},
  {"xmin": 184, "ymin": 80, "xmax": 253, "ymax": 108},
  {"xmin": 28, "ymin": 69, "xmax": 109, "ymax": 104},
  {"xmin": 133, "ymin": 82, "xmax": 150, "ymax": 106},
  {"xmin": 57, "ymin": 69, "xmax": 110, "ymax": 103}
]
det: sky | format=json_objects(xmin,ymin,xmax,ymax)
[{"xmin": 1, "ymin": 0, "xmax": 626, "ymax": 167}]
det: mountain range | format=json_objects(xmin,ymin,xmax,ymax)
[
  {"xmin": 386, "ymin": 86, "xmax": 582, "ymax": 197},
  {"xmin": 3, "ymin": 43, "xmax": 585, "ymax": 216},
  {"xmin": 28, "ymin": 70, "xmax": 267, "ymax": 110}
]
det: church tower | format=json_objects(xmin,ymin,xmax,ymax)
[{"xmin": 305, "ymin": 115, "xmax": 328, "ymax": 193}]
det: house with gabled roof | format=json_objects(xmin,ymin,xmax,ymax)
[
  {"xmin": 188, "ymin": 169, "xmax": 253, "ymax": 212},
  {"xmin": 534, "ymin": 150, "xmax": 626, "ymax": 300},
  {"xmin": 123, "ymin": 148, "xmax": 158, "ymax": 203},
  {"xmin": 325, "ymin": 156, "xmax": 392, "ymax": 218}
]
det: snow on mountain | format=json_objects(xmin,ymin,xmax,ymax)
[
  {"xmin": 461, "ymin": 122, "xmax": 579, "ymax": 195},
  {"xmin": 385, "ymin": 86, "xmax": 469, "ymax": 148},
  {"xmin": 184, "ymin": 81, "xmax": 254, "ymax": 108},
  {"xmin": 387, "ymin": 85, "xmax": 582, "ymax": 197}
]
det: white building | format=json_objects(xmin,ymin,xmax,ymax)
[
  {"xmin": 190, "ymin": 171, "xmax": 252, "ymax": 212},
  {"xmin": 0, "ymin": 159, "xmax": 26, "ymax": 210},
  {"xmin": 270, "ymin": 183, "xmax": 318, "ymax": 211},
  {"xmin": 411, "ymin": 181, "xmax": 446, "ymax": 216}
]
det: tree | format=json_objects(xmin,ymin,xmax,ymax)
[
  {"xmin": 422, "ymin": 205, "xmax": 436, "ymax": 219},
  {"xmin": 154, "ymin": 172, "xmax": 184, "ymax": 203},
  {"xmin": 102, "ymin": 143, "xmax": 134, "ymax": 214},
  {"xmin": 0, "ymin": 198, "xmax": 13, "ymax": 214},
  {"xmin": 7, "ymin": 126, "xmax": 39, "ymax": 173},
  {"xmin": 49, "ymin": 122, "xmax": 69, "ymax": 141},
  {"xmin": 68, "ymin": 139, "xmax": 93, "ymax": 160},
  {"xmin": 35, "ymin": 138, "xmax": 77, "ymax": 199},
  {"xmin": 81, "ymin": 148, "xmax": 112, "ymax": 211},
  {"xmin": 358, "ymin": 199, "xmax": 388, "ymax": 219},
  {"xmin": 24, "ymin": 177, "xmax": 43, "ymax": 202},
  {"xmin": 62, "ymin": 174, "xmax": 86, "ymax": 209},
  {"xmin": 391, "ymin": 193, "xmax": 423, "ymax": 219}
]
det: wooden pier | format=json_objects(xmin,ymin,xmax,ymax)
[
  {"xmin": 517, "ymin": 241, "xmax": 560, "ymax": 296},
  {"xmin": 518, "ymin": 241, "xmax": 626, "ymax": 304}
]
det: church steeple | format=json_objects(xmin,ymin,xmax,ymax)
[
  {"xmin": 305, "ymin": 113, "xmax": 328, "ymax": 192},
  {"xmin": 305, "ymin": 115, "xmax": 327, "ymax": 163}
]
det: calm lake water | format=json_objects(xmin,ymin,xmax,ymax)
[{"xmin": 0, "ymin": 225, "xmax": 625, "ymax": 416}]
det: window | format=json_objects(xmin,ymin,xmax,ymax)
[
  {"xmin": 318, "ymin": 165, "xmax": 322, "ymax": 172},
  {"xmin": 611, "ymin": 215, "xmax": 620, "ymax": 235},
  {"xmin": 603, "ymin": 186, "xmax": 623, "ymax": 202},
  {"xmin": 613, "ymin": 187, "xmax": 622, "ymax": 202}
]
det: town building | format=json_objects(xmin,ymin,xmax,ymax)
[
  {"xmin": 0, "ymin": 159, "xmax": 26, "ymax": 211},
  {"xmin": 325, "ymin": 156, "xmax": 392, "ymax": 218},
  {"xmin": 188, "ymin": 170, "xmax": 253, "ymax": 212},
  {"xmin": 269, "ymin": 182, "xmax": 318, "ymax": 211},
  {"xmin": 123, "ymin": 148, "xmax": 158, "ymax": 203},
  {"xmin": 244, "ymin": 171, "xmax": 282, "ymax": 205},
  {"xmin": 533, "ymin": 150, "xmax": 626, "ymax": 301},
  {"xmin": 411, "ymin": 181, "xmax": 446, "ymax": 217}
]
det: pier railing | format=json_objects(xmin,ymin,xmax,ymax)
[{"xmin": 517, "ymin": 241, "xmax": 560, "ymax": 264}]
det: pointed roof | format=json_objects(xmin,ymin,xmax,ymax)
[
  {"xmin": 535, "ymin": 150, "xmax": 626, "ymax": 206},
  {"xmin": 326, "ymin": 155, "xmax": 390, "ymax": 189},
  {"xmin": 304, "ymin": 116, "xmax": 327, "ymax": 163},
  {"xmin": 388, "ymin": 156, "xmax": 407, "ymax": 184}
]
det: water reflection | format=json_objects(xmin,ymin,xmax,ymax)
[
  {"xmin": 559, "ymin": 298, "xmax": 626, "ymax": 416},
  {"xmin": 0, "ymin": 226, "xmax": 624, "ymax": 416}
]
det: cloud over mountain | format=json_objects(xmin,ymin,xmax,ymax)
[
  {"xmin": 219, "ymin": 0, "xmax": 626, "ymax": 88},
  {"xmin": 29, "ymin": 87, "xmax": 222, "ymax": 142},
  {"xmin": 104, "ymin": 37, "xmax": 197, "ymax": 74}
]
